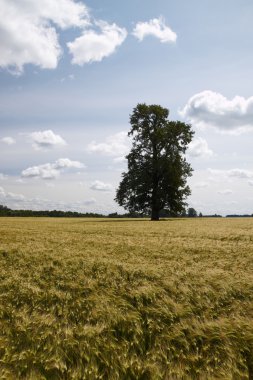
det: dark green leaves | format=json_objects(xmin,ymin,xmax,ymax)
[{"xmin": 116, "ymin": 104, "xmax": 194, "ymax": 219}]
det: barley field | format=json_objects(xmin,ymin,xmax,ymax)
[{"xmin": 0, "ymin": 217, "xmax": 253, "ymax": 379}]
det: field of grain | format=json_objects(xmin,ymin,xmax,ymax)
[{"xmin": 0, "ymin": 217, "xmax": 253, "ymax": 379}]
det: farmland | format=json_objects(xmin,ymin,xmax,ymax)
[{"xmin": 0, "ymin": 217, "xmax": 253, "ymax": 379}]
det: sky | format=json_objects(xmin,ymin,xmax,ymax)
[{"xmin": 1, "ymin": 0, "xmax": 253, "ymax": 215}]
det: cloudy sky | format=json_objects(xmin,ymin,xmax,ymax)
[{"xmin": 1, "ymin": 0, "xmax": 253, "ymax": 215}]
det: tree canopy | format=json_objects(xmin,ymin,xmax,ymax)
[
  {"xmin": 188, "ymin": 207, "xmax": 198, "ymax": 217},
  {"xmin": 115, "ymin": 104, "xmax": 194, "ymax": 220}
]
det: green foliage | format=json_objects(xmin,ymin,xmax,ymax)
[
  {"xmin": 188, "ymin": 207, "xmax": 198, "ymax": 218},
  {"xmin": 116, "ymin": 104, "xmax": 194, "ymax": 220},
  {"xmin": 0, "ymin": 205, "xmax": 104, "ymax": 218},
  {"xmin": 0, "ymin": 217, "xmax": 253, "ymax": 378}
]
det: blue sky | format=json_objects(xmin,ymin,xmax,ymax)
[{"xmin": 1, "ymin": 0, "xmax": 253, "ymax": 215}]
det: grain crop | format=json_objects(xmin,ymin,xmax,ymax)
[{"xmin": 0, "ymin": 217, "xmax": 253, "ymax": 379}]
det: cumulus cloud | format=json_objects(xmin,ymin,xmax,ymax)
[
  {"xmin": 55, "ymin": 158, "xmax": 84, "ymax": 169},
  {"xmin": 90, "ymin": 180, "xmax": 113, "ymax": 192},
  {"xmin": 228, "ymin": 169, "xmax": 253, "ymax": 179},
  {"xmin": 218, "ymin": 189, "xmax": 233, "ymax": 195},
  {"xmin": 0, "ymin": 0, "xmax": 130, "ymax": 73},
  {"xmin": 22, "ymin": 165, "xmax": 58, "ymax": 180},
  {"xmin": 194, "ymin": 182, "xmax": 209, "ymax": 188},
  {"xmin": 0, "ymin": 0, "xmax": 89, "ymax": 73},
  {"xmin": 21, "ymin": 158, "xmax": 85, "ymax": 180},
  {"xmin": 0, "ymin": 186, "xmax": 25, "ymax": 201},
  {"xmin": 0, "ymin": 186, "xmax": 97, "ymax": 211},
  {"xmin": 68, "ymin": 21, "xmax": 127, "ymax": 64},
  {"xmin": 208, "ymin": 168, "xmax": 253, "ymax": 180},
  {"xmin": 87, "ymin": 131, "xmax": 130, "ymax": 158},
  {"xmin": 248, "ymin": 181, "xmax": 253, "ymax": 187},
  {"xmin": 187, "ymin": 137, "xmax": 213, "ymax": 157},
  {"xmin": 1, "ymin": 137, "xmax": 16, "ymax": 145},
  {"xmin": 29, "ymin": 130, "xmax": 66, "ymax": 150},
  {"xmin": 180, "ymin": 91, "xmax": 253, "ymax": 134},
  {"xmin": 133, "ymin": 17, "xmax": 177, "ymax": 43}
]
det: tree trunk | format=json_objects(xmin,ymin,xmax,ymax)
[
  {"xmin": 151, "ymin": 169, "xmax": 160, "ymax": 220},
  {"xmin": 151, "ymin": 204, "xmax": 160, "ymax": 221},
  {"xmin": 151, "ymin": 122, "xmax": 160, "ymax": 221}
]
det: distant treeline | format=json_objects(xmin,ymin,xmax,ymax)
[
  {"xmin": 226, "ymin": 214, "xmax": 253, "ymax": 218},
  {"xmin": 0, "ymin": 205, "xmax": 104, "ymax": 218},
  {"xmin": 0, "ymin": 205, "xmax": 145, "ymax": 218},
  {"xmin": 1, "ymin": 205, "xmax": 252, "ymax": 218}
]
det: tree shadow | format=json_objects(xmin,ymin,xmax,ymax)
[{"xmin": 79, "ymin": 218, "xmax": 187, "ymax": 223}]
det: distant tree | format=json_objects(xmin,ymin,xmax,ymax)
[
  {"xmin": 108, "ymin": 212, "xmax": 119, "ymax": 218},
  {"xmin": 188, "ymin": 208, "xmax": 198, "ymax": 217},
  {"xmin": 180, "ymin": 209, "xmax": 187, "ymax": 217},
  {"xmin": 0, "ymin": 205, "xmax": 11, "ymax": 216},
  {"xmin": 115, "ymin": 104, "xmax": 194, "ymax": 220},
  {"xmin": 199, "ymin": 212, "xmax": 203, "ymax": 217}
]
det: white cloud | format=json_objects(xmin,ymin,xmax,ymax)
[
  {"xmin": 87, "ymin": 131, "xmax": 130, "ymax": 157},
  {"xmin": 82, "ymin": 199, "xmax": 97, "ymax": 206},
  {"xmin": 0, "ymin": 173, "xmax": 7, "ymax": 180},
  {"xmin": 133, "ymin": 17, "xmax": 177, "ymax": 43},
  {"xmin": 55, "ymin": 158, "xmax": 84, "ymax": 169},
  {"xmin": 90, "ymin": 180, "xmax": 113, "ymax": 192},
  {"xmin": 0, "ymin": 0, "xmax": 89, "ymax": 74},
  {"xmin": 22, "ymin": 165, "xmax": 59, "ymax": 180},
  {"xmin": 208, "ymin": 168, "xmax": 253, "ymax": 180},
  {"xmin": 0, "ymin": 186, "xmax": 97, "ymax": 211},
  {"xmin": 228, "ymin": 169, "xmax": 253, "ymax": 179},
  {"xmin": 218, "ymin": 189, "xmax": 233, "ymax": 195},
  {"xmin": 0, "ymin": 186, "xmax": 25, "ymax": 201},
  {"xmin": 46, "ymin": 183, "xmax": 55, "ymax": 188},
  {"xmin": 1, "ymin": 137, "xmax": 16, "ymax": 145},
  {"xmin": 16, "ymin": 179, "xmax": 26, "ymax": 184},
  {"xmin": 7, "ymin": 192, "xmax": 25, "ymax": 201},
  {"xmin": 0, "ymin": 186, "xmax": 5, "ymax": 196},
  {"xmin": 21, "ymin": 158, "xmax": 85, "ymax": 180},
  {"xmin": 194, "ymin": 182, "xmax": 209, "ymax": 188},
  {"xmin": 29, "ymin": 130, "xmax": 66, "ymax": 150},
  {"xmin": 180, "ymin": 91, "xmax": 253, "ymax": 134},
  {"xmin": 187, "ymin": 137, "xmax": 213, "ymax": 157},
  {"xmin": 207, "ymin": 169, "xmax": 226, "ymax": 177},
  {"xmin": 68, "ymin": 21, "xmax": 127, "ymax": 64},
  {"xmin": 113, "ymin": 156, "xmax": 127, "ymax": 163}
]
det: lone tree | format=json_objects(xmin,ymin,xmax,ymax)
[{"xmin": 115, "ymin": 104, "xmax": 194, "ymax": 220}]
